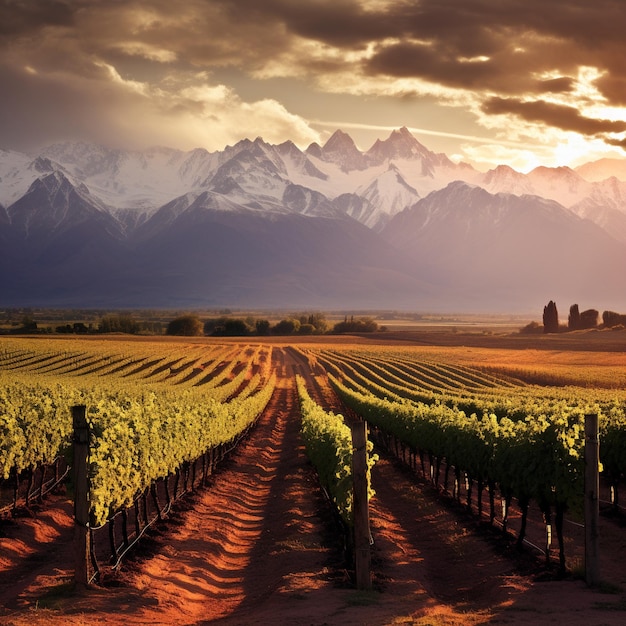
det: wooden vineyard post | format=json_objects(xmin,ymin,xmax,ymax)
[
  {"xmin": 72, "ymin": 405, "xmax": 91, "ymax": 587},
  {"xmin": 584, "ymin": 413, "xmax": 600, "ymax": 587},
  {"xmin": 351, "ymin": 421, "xmax": 372, "ymax": 590}
]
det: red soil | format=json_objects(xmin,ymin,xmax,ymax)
[{"xmin": 2, "ymin": 348, "xmax": 626, "ymax": 625}]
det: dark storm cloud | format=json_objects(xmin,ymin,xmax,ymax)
[
  {"xmin": 186, "ymin": 0, "xmax": 626, "ymax": 120},
  {"xmin": 1, "ymin": 0, "xmax": 626, "ymax": 150},
  {"xmin": 483, "ymin": 97, "xmax": 626, "ymax": 136},
  {"xmin": 607, "ymin": 137, "xmax": 626, "ymax": 150},
  {"xmin": 359, "ymin": 1, "xmax": 623, "ymax": 96},
  {"xmin": 0, "ymin": 0, "xmax": 75, "ymax": 38}
]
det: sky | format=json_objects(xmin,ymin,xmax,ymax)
[{"xmin": 2, "ymin": 0, "xmax": 626, "ymax": 172}]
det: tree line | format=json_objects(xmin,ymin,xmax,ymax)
[
  {"xmin": 531, "ymin": 300, "xmax": 626, "ymax": 334},
  {"xmin": 1, "ymin": 311, "xmax": 381, "ymax": 337},
  {"xmin": 166, "ymin": 313, "xmax": 380, "ymax": 337}
]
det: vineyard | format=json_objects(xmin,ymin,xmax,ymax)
[
  {"xmin": 2, "ymin": 335, "xmax": 626, "ymax": 624},
  {"xmin": 0, "ymin": 338, "xmax": 276, "ymax": 581}
]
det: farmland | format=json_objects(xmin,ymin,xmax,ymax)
[{"xmin": 2, "ymin": 330, "xmax": 626, "ymax": 625}]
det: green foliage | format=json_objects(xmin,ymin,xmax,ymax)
[
  {"xmin": 333, "ymin": 316, "xmax": 378, "ymax": 334},
  {"xmin": 0, "ymin": 342, "xmax": 275, "ymax": 525},
  {"xmin": 0, "ymin": 376, "xmax": 74, "ymax": 480},
  {"xmin": 86, "ymin": 377, "xmax": 275, "ymax": 523},
  {"xmin": 296, "ymin": 312, "xmax": 328, "ymax": 334},
  {"xmin": 166, "ymin": 315, "xmax": 204, "ymax": 336},
  {"xmin": 21, "ymin": 316, "xmax": 38, "ymax": 332},
  {"xmin": 331, "ymin": 375, "xmax": 586, "ymax": 514},
  {"xmin": 296, "ymin": 376, "xmax": 376, "ymax": 526},
  {"xmin": 272, "ymin": 318, "xmax": 300, "ymax": 335},
  {"xmin": 255, "ymin": 319, "xmax": 271, "ymax": 335},
  {"xmin": 99, "ymin": 314, "xmax": 140, "ymax": 334},
  {"xmin": 309, "ymin": 346, "xmax": 624, "ymax": 520},
  {"xmin": 208, "ymin": 318, "xmax": 252, "ymax": 336}
]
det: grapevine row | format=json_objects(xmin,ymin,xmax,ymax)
[
  {"xmin": 329, "ymin": 374, "xmax": 588, "ymax": 569},
  {"xmin": 296, "ymin": 375, "xmax": 356, "ymax": 526}
]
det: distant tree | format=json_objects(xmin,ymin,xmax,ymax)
[
  {"xmin": 580, "ymin": 309, "xmax": 599, "ymax": 329},
  {"xmin": 568, "ymin": 304, "xmax": 581, "ymax": 331},
  {"xmin": 295, "ymin": 312, "xmax": 328, "ymax": 334},
  {"xmin": 519, "ymin": 321, "xmax": 543, "ymax": 334},
  {"xmin": 204, "ymin": 317, "xmax": 229, "ymax": 335},
  {"xmin": 255, "ymin": 319, "xmax": 271, "ymax": 336},
  {"xmin": 272, "ymin": 319, "xmax": 300, "ymax": 335},
  {"xmin": 213, "ymin": 318, "xmax": 251, "ymax": 336},
  {"xmin": 99, "ymin": 314, "xmax": 139, "ymax": 334},
  {"xmin": 602, "ymin": 311, "xmax": 626, "ymax": 327},
  {"xmin": 542, "ymin": 300, "xmax": 559, "ymax": 334},
  {"xmin": 298, "ymin": 323, "xmax": 315, "ymax": 335},
  {"xmin": 20, "ymin": 316, "xmax": 37, "ymax": 332},
  {"xmin": 333, "ymin": 317, "xmax": 379, "ymax": 334},
  {"xmin": 166, "ymin": 315, "xmax": 203, "ymax": 336}
]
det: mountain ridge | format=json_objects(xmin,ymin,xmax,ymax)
[{"xmin": 2, "ymin": 128, "xmax": 626, "ymax": 311}]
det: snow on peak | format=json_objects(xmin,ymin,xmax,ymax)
[
  {"xmin": 367, "ymin": 127, "xmax": 433, "ymax": 164},
  {"xmin": 0, "ymin": 148, "xmax": 38, "ymax": 207},
  {"xmin": 3, "ymin": 130, "xmax": 626, "ymax": 242},
  {"xmin": 319, "ymin": 130, "xmax": 368, "ymax": 171},
  {"xmin": 355, "ymin": 166, "xmax": 420, "ymax": 227},
  {"xmin": 481, "ymin": 164, "xmax": 535, "ymax": 196},
  {"xmin": 323, "ymin": 129, "xmax": 358, "ymax": 152}
]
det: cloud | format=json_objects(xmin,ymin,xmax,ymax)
[
  {"xmin": 483, "ymin": 97, "xmax": 626, "ymax": 136},
  {"xmin": 1, "ymin": 0, "xmax": 626, "ymax": 157},
  {"xmin": 0, "ymin": 59, "xmax": 320, "ymax": 152},
  {"xmin": 0, "ymin": 0, "xmax": 74, "ymax": 38}
]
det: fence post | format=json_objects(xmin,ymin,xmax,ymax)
[
  {"xmin": 351, "ymin": 421, "xmax": 371, "ymax": 590},
  {"xmin": 584, "ymin": 413, "xmax": 600, "ymax": 587},
  {"xmin": 72, "ymin": 405, "xmax": 91, "ymax": 587}
]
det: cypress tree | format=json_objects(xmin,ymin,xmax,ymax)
[{"xmin": 543, "ymin": 300, "xmax": 559, "ymax": 333}]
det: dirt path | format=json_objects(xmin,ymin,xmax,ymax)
[{"xmin": 2, "ymin": 347, "xmax": 626, "ymax": 625}]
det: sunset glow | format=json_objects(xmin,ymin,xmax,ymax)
[{"xmin": 1, "ymin": 0, "xmax": 625, "ymax": 168}]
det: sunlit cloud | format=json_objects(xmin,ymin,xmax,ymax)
[
  {"xmin": 458, "ymin": 143, "xmax": 547, "ymax": 173},
  {"xmin": 95, "ymin": 62, "xmax": 150, "ymax": 96},
  {"xmin": 1, "ymin": 0, "xmax": 626, "ymax": 166},
  {"xmin": 114, "ymin": 42, "xmax": 178, "ymax": 63},
  {"xmin": 107, "ymin": 72, "xmax": 322, "ymax": 151}
]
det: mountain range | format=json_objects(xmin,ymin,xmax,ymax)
[{"xmin": 2, "ymin": 127, "xmax": 626, "ymax": 312}]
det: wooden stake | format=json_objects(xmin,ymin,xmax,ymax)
[
  {"xmin": 584, "ymin": 413, "xmax": 600, "ymax": 587},
  {"xmin": 351, "ymin": 421, "xmax": 371, "ymax": 590},
  {"xmin": 72, "ymin": 405, "xmax": 91, "ymax": 587}
]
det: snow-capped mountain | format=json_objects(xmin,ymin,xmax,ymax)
[
  {"xmin": 7, "ymin": 171, "xmax": 121, "ymax": 240},
  {"xmin": 8, "ymin": 127, "xmax": 626, "ymax": 236},
  {"xmin": 354, "ymin": 165, "xmax": 421, "ymax": 229},
  {"xmin": 39, "ymin": 142, "xmax": 220, "ymax": 210},
  {"xmin": 382, "ymin": 182, "xmax": 626, "ymax": 310},
  {"xmin": 3, "ymin": 127, "xmax": 626, "ymax": 310},
  {"xmin": 307, "ymin": 129, "xmax": 369, "ymax": 172}
]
